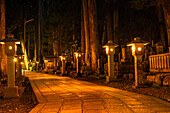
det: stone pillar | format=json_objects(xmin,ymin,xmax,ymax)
[
  {"xmin": 18, "ymin": 63, "xmax": 22, "ymax": 79},
  {"xmin": 121, "ymin": 48, "xmax": 126, "ymax": 62},
  {"xmin": 4, "ymin": 55, "xmax": 18, "ymax": 98},
  {"xmin": 76, "ymin": 57, "xmax": 79, "ymax": 73},
  {"xmin": 61, "ymin": 59, "xmax": 66, "ymax": 75},
  {"xmin": 134, "ymin": 55, "xmax": 144, "ymax": 87},
  {"xmin": 106, "ymin": 54, "xmax": 116, "ymax": 82}
]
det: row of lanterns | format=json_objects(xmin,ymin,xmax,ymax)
[{"xmin": 0, "ymin": 34, "xmax": 149, "ymax": 98}]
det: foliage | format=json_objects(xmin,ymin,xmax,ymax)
[
  {"xmin": 130, "ymin": 0, "xmax": 163, "ymax": 9},
  {"xmin": 44, "ymin": 0, "xmax": 81, "ymax": 55},
  {"xmin": 152, "ymin": 82, "xmax": 161, "ymax": 89}
]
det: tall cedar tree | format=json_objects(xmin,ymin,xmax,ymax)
[
  {"xmin": 82, "ymin": 0, "xmax": 91, "ymax": 71},
  {"xmin": 0, "ymin": 0, "xmax": 7, "ymax": 76},
  {"xmin": 88, "ymin": 0, "xmax": 99, "ymax": 72}
]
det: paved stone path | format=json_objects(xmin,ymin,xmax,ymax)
[{"xmin": 26, "ymin": 71, "xmax": 170, "ymax": 113}]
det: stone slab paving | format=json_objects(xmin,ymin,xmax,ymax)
[{"xmin": 26, "ymin": 71, "xmax": 170, "ymax": 113}]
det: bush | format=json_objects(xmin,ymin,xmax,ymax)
[
  {"xmin": 143, "ymin": 80, "xmax": 153, "ymax": 87},
  {"xmin": 152, "ymin": 83, "xmax": 160, "ymax": 89}
]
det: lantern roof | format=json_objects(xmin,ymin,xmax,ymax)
[
  {"xmin": 74, "ymin": 50, "xmax": 83, "ymax": 54},
  {"xmin": 103, "ymin": 40, "xmax": 119, "ymax": 48},
  {"xmin": 127, "ymin": 37, "xmax": 149, "ymax": 46},
  {"xmin": 16, "ymin": 51, "xmax": 24, "ymax": 55},
  {"xmin": 0, "ymin": 34, "xmax": 20, "ymax": 44}
]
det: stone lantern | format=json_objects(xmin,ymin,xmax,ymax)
[
  {"xmin": 74, "ymin": 50, "xmax": 83, "ymax": 74},
  {"xmin": 103, "ymin": 40, "xmax": 118, "ymax": 82},
  {"xmin": 127, "ymin": 37, "xmax": 149, "ymax": 87},
  {"xmin": 36, "ymin": 61, "xmax": 40, "ymax": 72},
  {"xmin": 0, "ymin": 34, "xmax": 20, "ymax": 98},
  {"xmin": 60, "ymin": 55, "xmax": 66, "ymax": 75},
  {"xmin": 16, "ymin": 45, "xmax": 24, "ymax": 81}
]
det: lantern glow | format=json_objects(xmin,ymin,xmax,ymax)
[
  {"xmin": 9, "ymin": 46, "xmax": 12, "ymax": 50},
  {"xmin": 138, "ymin": 47, "xmax": 142, "ymax": 51},
  {"xmin": 14, "ymin": 58, "xmax": 17, "ymax": 62},
  {"xmin": 132, "ymin": 46, "xmax": 135, "ymax": 53},
  {"xmin": 106, "ymin": 47, "xmax": 109, "ymax": 54}
]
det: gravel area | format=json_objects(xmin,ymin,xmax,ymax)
[
  {"xmin": 75, "ymin": 75, "xmax": 170, "ymax": 102},
  {"xmin": 0, "ymin": 78, "xmax": 36, "ymax": 113}
]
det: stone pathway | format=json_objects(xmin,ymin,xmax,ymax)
[{"xmin": 26, "ymin": 71, "xmax": 170, "ymax": 113}]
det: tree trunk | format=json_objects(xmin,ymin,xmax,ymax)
[
  {"xmin": 0, "ymin": 0, "xmax": 7, "ymax": 75},
  {"xmin": 82, "ymin": 0, "xmax": 91, "ymax": 70},
  {"xmin": 162, "ymin": 0, "xmax": 170, "ymax": 47},
  {"xmin": 27, "ymin": 34, "xmax": 30, "ymax": 60},
  {"xmin": 52, "ymin": 32, "xmax": 56, "ymax": 56},
  {"xmin": 34, "ymin": 24, "xmax": 37, "ymax": 61},
  {"xmin": 38, "ymin": 0, "xmax": 43, "ymax": 62},
  {"xmin": 88, "ymin": 0, "xmax": 99, "ymax": 72},
  {"xmin": 157, "ymin": 4, "xmax": 168, "ymax": 52},
  {"xmin": 113, "ymin": 0, "xmax": 119, "ymax": 44},
  {"xmin": 105, "ymin": 0, "xmax": 113, "ymax": 41},
  {"xmin": 81, "ymin": 3, "xmax": 85, "ymax": 63}
]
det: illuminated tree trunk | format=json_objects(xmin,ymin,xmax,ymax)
[
  {"xmin": 27, "ymin": 34, "xmax": 30, "ymax": 60},
  {"xmin": 34, "ymin": 25, "xmax": 37, "ymax": 61},
  {"xmin": 82, "ymin": 0, "xmax": 91, "ymax": 70},
  {"xmin": 81, "ymin": 3, "xmax": 85, "ymax": 63},
  {"xmin": 88, "ymin": 0, "xmax": 99, "ymax": 72},
  {"xmin": 0, "ymin": 0, "xmax": 7, "ymax": 75}
]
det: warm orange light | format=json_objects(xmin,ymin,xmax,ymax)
[
  {"xmin": 19, "ymin": 57, "xmax": 21, "ymax": 59},
  {"xmin": 79, "ymin": 54, "xmax": 81, "ymax": 57},
  {"xmin": 110, "ymin": 48, "xmax": 113, "ymax": 52},
  {"xmin": 106, "ymin": 47, "xmax": 109, "ymax": 54},
  {"xmin": 0, "ymin": 42, "xmax": 5, "ymax": 44},
  {"xmin": 14, "ymin": 58, "xmax": 17, "ymax": 62},
  {"xmin": 137, "ymin": 47, "xmax": 142, "ymax": 51},
  {"xmin": 132, "ymin": 46, "xmax": 135, "ymax": 53},
  {"xmin": 9, "ymin": 46, "xmax": 12, "ymax": 50},
  {"xmin": 21, "ymin": 62, "xmax": 24, "ymax": 65},
  {"xmin": 76, "ymin": 53, "xmax": 78, "ymax": 58}
]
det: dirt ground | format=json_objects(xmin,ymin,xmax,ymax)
[
  {"xmin": 0, "ymin": 78, "xmax": 36, "ymax": 113},
  {"xmin": 75, "ymin": 75, "xmax": 170, "ymax": 102}
]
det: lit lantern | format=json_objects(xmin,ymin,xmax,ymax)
[
  {"xmin": 74, "ymin": 50, "xmax": 83, "ymax": 74},
  {"xmin": 36, "ymin": 61, "xmax": 39, "ymax": 72},
  {"xmin": 60, "ymin": 55, "xmax": 66, "ymax": 75},
  {"xmin": 0, "ymin": 34, "xmax": 20, "ymax": 56},
  {"xmin": 0, "ymin": 34, "xmax": 20, "ymax": 98},
  {"xmin": 103, "ymin": 40, "xmax": 118, "ymax": 82},
  {"xmin": 127, "ymin": 37, "xmax": 149, "ymax": 87},
  {"xmin": 127, "ymin": 37, "xmax": 149, "ymax": 56},
  {"xmin": 103, "ymin": 40, "xmax": 119, "ymax": 55}
]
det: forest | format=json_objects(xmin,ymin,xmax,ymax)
[{"xmin": 0, "ymin": 0, "xmax": 169, "ymax": 75}]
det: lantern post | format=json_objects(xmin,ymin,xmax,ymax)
[
  {"xmin": 127, "ymin": 37, "xmax": 149, "ymax": 87},
  {"xmin": 60, "ymin": 55, "xmax": 66, "ymax": 75},
  {"xmin": 16, "ymin": 45, "xmax": 24, "ymax": 81},
  {"xmin": 0, "ymin": 34, "xmax": 20, "ymax": 98},
  {"xmin": 103, "ymin": 40, "xmax": 118, "ymax": 82},
  {"xmin": 74, "ymin": 50, "xmax": 83, "ymax": 74}
]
